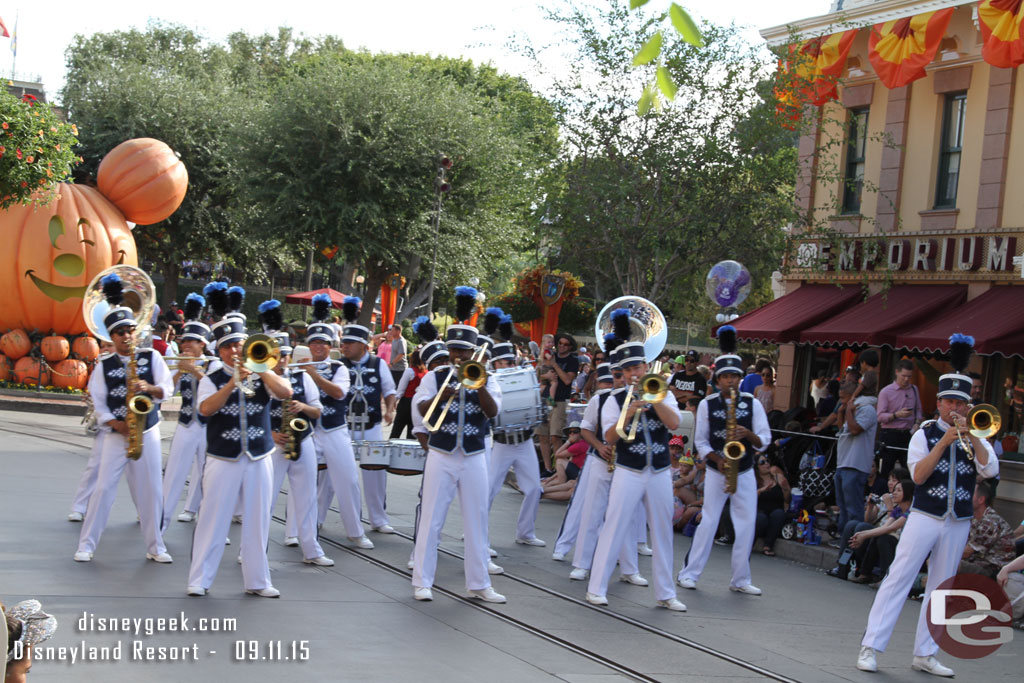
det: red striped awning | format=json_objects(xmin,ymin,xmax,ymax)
[
  {"xmin": 729, "ymin": 284, "xmax": 863, "ymax": 344},
  {"xmin": 800, "ymin": 285, "xmax": 966, "ymax": 347},
  {"xmin": 896, "ymin": 286, "xmax": 1024, "ymax": 358}
]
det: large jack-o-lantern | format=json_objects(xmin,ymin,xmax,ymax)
[{"xmin": 0, "ymin": 138, "xmax": 187, "ymax": 336}]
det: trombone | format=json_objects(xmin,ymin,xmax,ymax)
[
  {"xmin": 615, "ymin": 363, "xmax": 669, "ymax": 443},
  {"xmin": 233, "ymin": 334, "xmax": 281, "ymax": 396},
  {"xmin": 424, "ymin": 346, "xmax": 488, "ymax": 432}
]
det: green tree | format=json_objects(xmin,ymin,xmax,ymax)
[
  {"xmin": 237, "ymin": 52, "xmax": 558, "ymax": 326},
  {"xmin": 521, "ymin": 2, "xmax": 795, "ymax": 323}
]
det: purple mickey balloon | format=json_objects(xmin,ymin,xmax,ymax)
[{"xmin": 705, "ymin": 260, "xmax": 751, "ymax": 309}]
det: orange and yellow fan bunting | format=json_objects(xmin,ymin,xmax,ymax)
[
  {"xmin": 774, "ymin": 29, "xmax": 857, "ymax": 128},
  {"xmin": 868, "ymin": 8, "xmax": 953, "ymax": 89},
  {"xmin": 979, "ymin": 0, "xmax": 1024, "ymax": 68}
]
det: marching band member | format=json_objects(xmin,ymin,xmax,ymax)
[
  {"xmin": 160, "ymin": 292, "xmax": 212, "ymax": 530},
  {"xmin": 186, "ymin": 284, "xmax": 293, "ymax": 597},
  {"xmin": 585, "ymin": 334, "xmax": 684, "ymax": 611},
  {"xmin": 405, "ymin": 316, "xmax": 449, "ymax": 570},
  {"xmin": 857, "ymin": 334, "xmax": 998, "ymax": 677},
  {"xmin": 68, "ymin": 339, "xmax": 117, "ymax": 522},
  {"xmin": 74, "ymin": 273, "xmax": 173, "ymax": 564},
  {"xmin": 570, "ymin": 340, "xmax": 644, "ymax": 586},
  {"xmin": 259, "ymin": 299, "xmax": 334, "ymax": 567},
  {"xmin": 412, "ymin": 287, "xmax": 504, "ymax": 603},
  {"xmin": 305, "ymin": 293, "xmax": 374, "ymax": 549},
  {"xmin": 677, "ymin": 325, "xmax": 770, "ymax": 596},
  {"xmin": 487, "ymin": 311, "xmax": 545, "ymax": 549},
  {"xmin": 339, "ymin": 296, "xmax": 398, "ymax": 534}
]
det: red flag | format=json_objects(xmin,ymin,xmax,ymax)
[
  {"xmin": 0, "ymin": 17, "xmax": 9, "ymax": 39},
  {"xmin": 869, "ymin": 9, "xmax": 954, "ymax": 89},
  {"xmin": 979, "ymin": 0, "xmax": 1024, "ymax": 68}
]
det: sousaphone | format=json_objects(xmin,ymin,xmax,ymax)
[{"xmin": 82, "ymin": 265, "xmax": 157, "ymax": 342}]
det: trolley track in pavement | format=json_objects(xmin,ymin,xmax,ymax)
[
  {"xmin": 306, "ymin": 501, "xmax": 800, "ymax": 683},
  {"xmin": 13, "ymin": 421, "xmax": 798, "ymax": 682}
]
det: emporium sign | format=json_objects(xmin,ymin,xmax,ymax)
[{"xmin": 790, "ymin": 230, "xmax": 1024, "ymax": 280}]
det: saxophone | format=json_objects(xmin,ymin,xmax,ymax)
[
  {"xmin": 124, "ymin": 339, "xmax": 154, "ymax": 460},
  {"xmin": 722, "ymin": 387, "xmax": 745, "ymax": 494},
  {"xmin": 282, "ymin": 396, "xmax": 310, "ymax": 461}
]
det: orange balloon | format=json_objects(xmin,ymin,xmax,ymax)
[
  {"xmin": 97, "ymin": 138, "xmax": 188, "ymax": 225},
  {"xmin": 0, "ymin": 185, "xmax": 139, "ymax": 336}
]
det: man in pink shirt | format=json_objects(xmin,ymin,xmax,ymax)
[{"xmin": 875, "ymin": 359, "xmax": 923, "ymax": 478}]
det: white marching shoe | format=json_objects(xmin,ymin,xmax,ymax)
[
  {"xmin": 911, "ymin": 655, "xmax": 954, "ymax": 677},
  {"xmin": 67, "ymin": 511, "xmax": 84, "ymax": 522},
  {"xmin": 515, "ymin": 536, "xmax": 546, "ymax": 547},
  {"xmin": 349, "ymin": 535, "xmax": 375, "ymax": 549},
  {"xmin": 569, "ymin": 567, "xmax": 589, "ymax": 581},
  {"xmin": 637, "ymin": 543, "xmax": 653, "ymax": 556},
  {"xmin": 73, "ymin": 551, "xmax": 93, "ymax": 562},
  {"xmin": 487, "ymin": 561, "xmax": 505, "ymax": 575},
  {"xmin": 406, "ymin": 558, "xmax": 415, "ymax": 570},
  {"xmin": 619, "ymin": 573, "xmax": 649, "ymax": 586},
  {"xmin": 729, "ymin": 584, "xmax": 762, "ymax": 596},
  {"xmin": 856, "ymin": 646, "xmax": 878, "ymax": 673},
  {"xmin": 283, "ymin": 536, "xmax": 299, "ymax": 547},
  {"xmin": 585, "ymin": 592, "xmax": 608, "ymax": 606},
  {"xmin": 146, "ymin": 552, "xmax": 173, "ymax": 563},
  {"xmin": 304, "ymin": 555, "xmax": 335, "ymax": 567},
  {"xmin": 551, "ymin": 551, "xmax": 566, "ymax": 562},
  {"xmin": 177, "ymin": 511, "xmax": 196, "ymax": 522},
  {"xmin": 186, "ymin": 586, "xmax": 207, "ymax": 597},
  {"xmin": 246, "ymin": 587, "xmax": 281, "ymax": 598},
  {"xmin": 373, "ymin": 524, "xmax": 396, "ymax": 534},
  {"xmin": 414, "ymin": 587, "xmax": 433, "ymax": 601},
  {"xmin": 677, "ymin": 576, "xmax": 697, "ymax": 590},
  {"xmin": 488, "ymin": 547, "xmax": 498, "ymax": 558},
  {"xmin": 466, "ymin": 587, "xmax": 506, "ymax": 603},
  {"xmin": 656, "ymin": 598, "xmax": 687, "ymax": 612}
]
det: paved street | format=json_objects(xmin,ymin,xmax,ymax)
[{"xmin": 1, "ymin": 411, "xmax": 1020, "ymax": 682}]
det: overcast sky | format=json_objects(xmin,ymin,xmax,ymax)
[{"xmin": 1, "ymin": 0, "xmax": 830, "ymax": 102}]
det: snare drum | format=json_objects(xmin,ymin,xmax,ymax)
[
  {"xmin": 387, "ymin": 439, "xmax": 426, "ymax": 475},
  {"xmin": 356, "ymin": 441, "xmax": 391, "ymax": 470},
  {"xmin": 491, "ymin": 367, "xmax": 546, "ymax": 433}
]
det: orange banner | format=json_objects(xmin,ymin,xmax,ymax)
[
  {"xmin": 799, "ymin": 29, "xmax": 858, "ymax": 106},
  {"xmin": 379, "ymin": 274, "xmax": 400, "ymax": 329},
  {"xmin": 979, "ymin": 0, "xmax": 1024, "ymax": 68},
  {"xmin": 868, "ymin": 9, "xmax": 953, "ymax": 89}
]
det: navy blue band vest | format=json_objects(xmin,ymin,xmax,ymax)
[
  {"xmin": 102, "ymin": 350, "xmax": 159, "ymax": 432},
  {"xmin": 612, "ymin": 391, "xmax": 672, "ymax": 472},
  {"xmin": 177, "ymin": 373, "xmax": 207, "ymax": 427},
  {"xmin": 270, "ymin": 370, "xmax": 310, "ymax": 446},
  {"xmin": 312, "ymin": 360, "xmax": 348, "ymax": 431},
  {"xmin": 587, "ymin": 389, "xmax": 614, "ymax": 458},
  {"xmin": 342, "ymin": 355, "xmax": 383, "ymax": 433},
  {"xmin": 427, "ymin": 366, "xmax": 490, "ymax": 456},
  {"xmin": 704, "ymin": 391, "xmax": 755, "ymax": 473},
  {"xmin": 911, "ymin": 421, "xmax": 977, "ymax": 520},
  {"xmin": 205, "ymin": 367, "xmax": 274, "ymax": 461}
]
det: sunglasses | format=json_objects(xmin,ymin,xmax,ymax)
[
  {"xmin": 569, "ymin": 429, "xmax": 581, "ymax": 433},
  {"xmin": 758, "ymin": 458, "xmax": 769, "ymax": 465},
  {"xmin": 112, "ymin": 327, "xmax": 135, "ymax": 337}
]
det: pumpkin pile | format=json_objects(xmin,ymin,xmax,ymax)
[{"xmin": 0, "ymin": 137, "xmax": 186, "ymax": 394}]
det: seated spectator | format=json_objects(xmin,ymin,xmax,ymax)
[
  {"xmin": 674, "ymin": 453, "xmax": 705, "ymax": 532},
  {"xmin": 815, "ymin": 380, "xmax": 840, "ymax": 422},
  {"xmin": 3, "ymin": 599, "xmax": 58, "ymax": 683},
  {"xmin": 542, "ymin": 422, "xmax": 586, "ymax": 501},
  {"xmin": 960, "ymin": 481, "xmax": 1017, "ymax": 579},
  {"xmin": 755, "ymin": 454, "xmax": 791, "ymax": 556},
  {"xmin": 809, "ymin": 369, "xmax": 828, "ymax": 407},
  {"xmin": 828, "ymin": 478, "xmax": 913, "ymax": 581},
  {"xmin": 997, "ymin": 553, "xmax": 1024, "ymax": 623},
  {"xmin": 809, "ymin": 381, "xmax": 852, "ymax": 435}
]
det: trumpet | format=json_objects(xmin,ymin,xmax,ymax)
[
  {"xmin": 614, "ymin": 371, "xmax": 668, "ymax": 443},
  {"xmin": 952, "ymin": 404, "xmax": 1001, "ymax": 462},
  {"xmin": 425, "ymin": 346, "xmax": 489, "ymax": 432}
]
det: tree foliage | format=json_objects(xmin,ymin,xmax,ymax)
[{"xmin": 521, "ymin": 1, "xmax": 796, "ymax": 322}]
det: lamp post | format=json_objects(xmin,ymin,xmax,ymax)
[{"xmin": 426, "ymin": 154, "xmax": 452, "ymax": 315}]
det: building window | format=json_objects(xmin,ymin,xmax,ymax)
[
  {"xmin": 935, "ymin": 92, "xmax": 966, "ymax": 209},
  {"xmin": 842, "ymin": 108, "xmax": 869, "ymax": 214}
]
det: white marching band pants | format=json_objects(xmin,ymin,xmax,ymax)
[
  {"xmin": 315, "ymin": 426, "xmax": 366, "ymax": 538},
  {"xmin": 269, "ymin": 438, "xmax": 325, "ymax": 560},
  {"xmin": 487, "ymin": 438, "xmax": 542, "ymax": 541},
  {"xmin": 679, "ymin": 466, "xmax": 757, "ymax": 588},
  {"xmin": 413, "ymin": 449, "xmax": 491, "ymax": 590},
  {"xmin": 587, "ymin": 467, "xmax": 675, "ymax": 601},
  {"xmin": 187, "ymin": 454, "xmax": 274, "ymax": 591},
  {"xmin": 862, "ymin": 512, "xmax": 971, "ymax": 656},
  {"xmin": 573, "ymin": 454, "xmax": 639, "ymax": 574},
  {"xmin": 77, "ymin": 428, "xmax": 166, "ymax": 557},
  {"xmin": 352, "ymin": 422, "xmax": 390, "ymax": 529},
  {"xmin": 70, "ymin": 430, "xmax": 106, "ymax": 515},
  {"xmin": 161, "ymin": 421, "xmax": 206, "ymax": 531}
]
